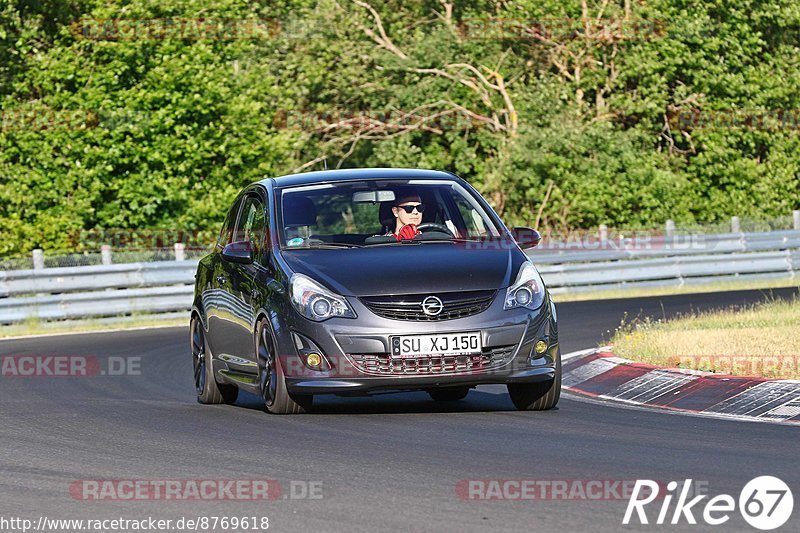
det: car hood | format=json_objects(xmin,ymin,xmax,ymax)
[{"xmin": 280, "ymin": 243, "xmax": 523, "ymax": 297}]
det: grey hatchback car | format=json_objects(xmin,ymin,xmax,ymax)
[{"xmin": 191, "ymin": 168, "xmax": 560, "ymax": 414}]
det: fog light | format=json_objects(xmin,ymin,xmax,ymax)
[
  {"xmin": 306, "ymin": 353, "xmax": 322, "ymax": 367},
  {"xmin": 535, "ymin": 340, "xmax": 548, "ymax": 355}
]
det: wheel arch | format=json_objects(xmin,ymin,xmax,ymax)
[{"xmin": 191, "ymin": 303, "xmax": 208, "ymax": 332}]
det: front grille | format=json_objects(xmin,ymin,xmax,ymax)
[
  {"xmin": 360, "ymin": 290, "xmax": 496, "ymax": 321},
  {"xmin": 348, "ymin": 345, "xmax": 515, "ymax": 375}
]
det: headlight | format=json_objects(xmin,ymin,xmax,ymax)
[
  {"xmin": 290, "ymin": 274, "xmax": 356, "ymax": 321},
  {"xmin": 504, "ymin": 262, "xmax": 546, "ymax": 310}
]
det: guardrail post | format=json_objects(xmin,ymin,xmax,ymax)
[
  {"xmin": 32, "ymin": 249, "xmax": 44, "ymax": 270},
  {"xmin": 665, "ymin": 219, "xmax": 675, "ymax": 239},
  {"xmin": 599, "ymin": 224, "xmax": 608, "ymax": 247},
  {"xmin": 793, "ymin": 210, "xmax": 800, "ymax": 230},
  {"xmin": 731, "ymin": 216, "xmax": 741, "ymax": 233},
  {"xmin": 101, "ymin": 245, "xmax": 112, "ymax": 265},
  {"xmin": 174, "ymin": 243, "xmax": 185, "ymax": 261}
]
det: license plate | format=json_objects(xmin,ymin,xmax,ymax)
[{"xmin": 390, "ymin": 332, "xmax": 482, "ymax": 358}]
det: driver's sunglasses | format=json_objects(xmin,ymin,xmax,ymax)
[{"xmin": 395, "ymin": 203, "xmax": 426, "ymax": 214}]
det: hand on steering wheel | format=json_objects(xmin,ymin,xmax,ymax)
[{"xmin": 416, "ymin": 222, "xmax": 455, "ymax": 238}]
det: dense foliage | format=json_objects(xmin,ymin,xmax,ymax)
[{"xmin": 1, "ymin": 0, "xmax": 799, "ymax": 254}]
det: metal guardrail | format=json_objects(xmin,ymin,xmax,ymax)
[
  {"xmin": 0, "ymin": 261, "xmax": 197, "ymax": 298},
  {"xmin": 528, "ymin": 230, "xmax": 800, "ymax": 263},
  {"xmin": 1, "ymin": 230, "xmax": 799, "ymax": 324},
  {"xmin": 0, "ymin": 286, "xmax": 193, "ymax": 323},
  {"xmin": 541, "ymin": 250, "xmax": 799, "ymax": 294}
]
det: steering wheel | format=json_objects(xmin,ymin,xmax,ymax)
[{"xmin": 416, "ymin": 222, "xmax": 455, "ymax": 238}]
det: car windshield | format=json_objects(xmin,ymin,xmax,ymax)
[{"xmin": 277, "ymin": 179, "xmax": 503, "ymax": 249}]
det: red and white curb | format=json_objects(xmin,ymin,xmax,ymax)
[{"xmin": 561, "ymin": 348, "xmax": 800, "ymax": 424}]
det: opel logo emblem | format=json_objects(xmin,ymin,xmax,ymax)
[{"xmin": 421, "ymin": 296, "xmax": 444, "ymax": 316}]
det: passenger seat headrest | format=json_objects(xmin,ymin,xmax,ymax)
[{"xmin": 283, "ymin": 195, "xmax": 317, "ymax": 227}]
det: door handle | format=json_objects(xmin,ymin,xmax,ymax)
[{"xmin": 216, "ymin": 276, "xmax": 226, "ymax": 285}]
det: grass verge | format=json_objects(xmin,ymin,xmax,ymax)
[{"xmin": 611, "ymin": 298, "xmax": 800, "ymax": 379}]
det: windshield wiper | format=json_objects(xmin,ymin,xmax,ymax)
[
  {"xmin": 287, "ymin": 242, "xmax": 363, "ymax": 249},
  {"xmin": 361, "ymin": 241, "xmax": 416, "ymax": 247},
  {"xmin": 362, "ymin": 238, "xmax": 460, "ymax": 247},
  {"xmin": 416, "ymin": 237, "xmax": 485, "ymax": 244}
]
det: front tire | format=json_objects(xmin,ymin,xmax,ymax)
[
  {"xmin": 256, "ymin": 320, "xmax": 313, "ymax": 414},
  {"xmin": 191, "ymin": 316, "xmax": 238, "ymax": 405},
  {"xmin": 507, "ymin": 352, "xmax": 561, "ymax": 411}
]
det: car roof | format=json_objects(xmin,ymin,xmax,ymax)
[{"xmin": 259, "ymin": 168, "xmax": 458, "ymax": 188}]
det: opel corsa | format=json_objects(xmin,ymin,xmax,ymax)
[{"xmin": 191, "ymin": 169, "xmax": 560, "ymax": 413}]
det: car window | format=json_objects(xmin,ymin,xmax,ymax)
[
  {"xmin": 278, "ymin": 180, "xmax": 501, "ymax": 248},
  {"xmin": 233, "ymin": 195, "xmax": 267, "ymax": 263},
  {"xmin": 451, "ymin": 192, "xmax": 492, "ymax": 238},
  {"xmin": 217, "ymin": 196, "xmax": 242, "ymax": 248},
  {"xmin": 309, "ymin": 195, "xmax": 378, "ymax": 234}
]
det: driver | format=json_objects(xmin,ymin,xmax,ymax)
[{"xmin": 390, "ymin": 191, "xmax": 425, "ymax": 241}]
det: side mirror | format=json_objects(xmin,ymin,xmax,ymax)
[
  {"xmin": 222, "ymin": 240, "xmax": 253, "ymax": 264},
  {"xmin": 511, "ymin": 227, "xmax": 541, "ymax": 249}
]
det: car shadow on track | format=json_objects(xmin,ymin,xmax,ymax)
[{"xmin": 231, "ymin": 387, "xmax": 558, "ymax": 415}]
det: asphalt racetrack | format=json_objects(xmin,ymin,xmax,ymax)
[{"xmin": 1, "ymin": 288, "xmax": 797, "ymax": 532}]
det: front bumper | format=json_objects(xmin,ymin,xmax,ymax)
[
  {"xmin": 286, "ymin": 365, "xmax": 556, "ymax": 395},
  {"xmin": 279, "ymin": 293, "xmax": 559, "ymax": 395}
]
